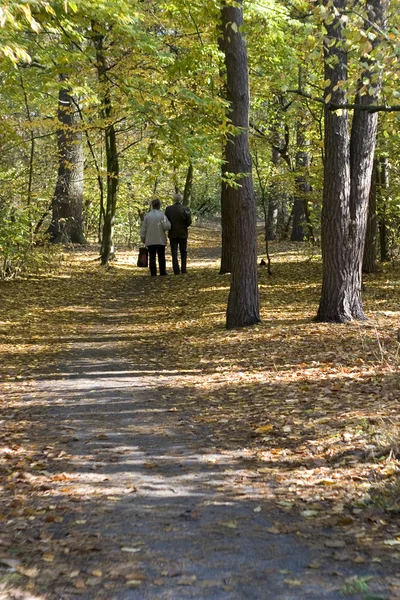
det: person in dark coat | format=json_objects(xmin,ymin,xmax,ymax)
[{"xmin": 165, "ymin": 193, "xmax": 192, "ymax": 275}]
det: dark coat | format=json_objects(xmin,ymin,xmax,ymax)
[{"xmin": 165, "ymin": 202, "xmax": 192, "ymax": 239}]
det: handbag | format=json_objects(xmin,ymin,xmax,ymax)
[{"xmin": 137, "ymin": 246, "xmax": 148, "ymax": 267}]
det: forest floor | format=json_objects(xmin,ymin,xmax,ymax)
[{"xmin": 0, "ymin": 225, "xmax": 400, "ymax": 600}]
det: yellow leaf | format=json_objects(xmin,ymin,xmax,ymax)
[
  {"xmin": 284, "ymin": 579, "xmax": 302, "ymax": 586},
  {"xmin": 255, "ymin": 424, "xmax": 273, "ymax": 434},
  {"xmin": 382, "ymin": 463, "xmax": 397, "ymax": 476},
  {"xmin": 319, "ymin": 479, "xmax": 337, "ymax": 486},
  {"xmin": 17, "ymin": 566, "xmax": 39, "ymax": 578},
  {"xmin": 42, "ymin": 553, "xmax": 55, "ymax": 562},
  {"xmin": 267, "ymin": 526, "xmax": 281, "ymax": 534},
  {"xmin": 69, "ymin": 570, "xmax": 80, "ymax": 578},
  {"xmin": 92, "ymin": 570, "xmax": 102, "ymax": 577},
  {"xmin": 219, "ymin": 521, "xmax": 237, "ymax": 529}
]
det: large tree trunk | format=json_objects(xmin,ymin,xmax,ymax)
[
  {"xmin": 291, "ymin": 198, "xmax": 306, "ymax": 241},
  {"xmin": 48, "ymin": 87, "xmax": 86, "ymax": 244},
  {"xmin": 92, "ymin": 25, "xmax": 119, "ymax": 265},
  {"xmin": 222, "ymin": 2, "xmax": 260, "ymax": 329},
  {"xmin": 317, "ymin": 0, "xmax": 386, "ymax": 322}
]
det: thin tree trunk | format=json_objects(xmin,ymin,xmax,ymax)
[
  {"xmin": 291, "ymin": 120, "xmax": 311, "ymax": 242},
  {"xmin": 222, "ymin": 1, "xmax": 260, "ymax": 329},
  {"xmin": 376, "ymin": 156, "xmax": 390, "ymax": 262},
  {"xmin": 363, "ymin": 159, "xmax": 378, "ymax": 273},
  {"xmin": 92, "ymin": 24, "xmax": 119, "ymax": 265},
  {"xmin": 218, "ymin": 21, "xmax": 232, "ymax": 275},
  {"xmin": 73, "ymin": 101, "xmax": 105, "ymax": 245},
  {"xmin": 253, "ymin": 149, "xmax": 272, "ymax": 274},
  {"xmin": 19, "ymin": 72, "xmax": 34, "ymax": 238},
  {"xmin": 183, "ymin": 162, "xmax": 193, "ymax": 207},
  {"xmin": 267, "ymin": 136, "xmax": 283, "ymax": 241}
]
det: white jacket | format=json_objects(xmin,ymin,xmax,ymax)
[{"xmin": 140, "ymin": 209, "xmax": 171, "ymax": 246}]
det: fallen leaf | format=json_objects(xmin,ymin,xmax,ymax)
[
  {"xmin": 284, "ymin": 579, "xmax": 302, "ymax": 586},
  {"xmin": 219, "ymin": 521, "xmax": 237, "ymax": 529},
  {"xmin": 42, "ymin": 553, "xmax": 55, "ymax": 562},
  {"xmin": 16, "ymin": 566, "xmax": 39, "ymax": 578},
  {"xmin": 178, "ymin": 575, "xmax": 197, "ymax": 585},
  {"xmin": 267, "ymin": 526, "xmax": 281, "ymax": 534},
  {"xmin": 126, "ymin": 579, "xmax": 144, "ymax": 587},
  {"xmin": 69, "ymin": 570, "xmax": 80, "ymax": 578},
  {"xmin": 255, "ymin": 424, "xmax": 273, "ymax": 434},
  {"xmin": 383, "ymin": 539, "xmax": 400, "ymax": 546},
  {"xmin": 307, "ymin": 561, "xmax": 321, "ymax": 569}
]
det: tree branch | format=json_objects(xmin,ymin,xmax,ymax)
[{"xmin": 286, "ymin": 88, "xmax": 400, "ymax": 113}]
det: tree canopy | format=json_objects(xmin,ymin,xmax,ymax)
[{"xmin": 1, "ymin": 0, "xmax": 400, "ymax": 322}]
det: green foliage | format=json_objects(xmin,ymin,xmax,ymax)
[
  {"xmin": 0, "ymin": 204, "xmax": 59, "ymax": 279},
  {"xmin": 1, "ymin": 0, "xmax": 400, "ymax": 266}
]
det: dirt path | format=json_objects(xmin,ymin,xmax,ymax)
[{"xmin": 0, "ymin": 227, "xmax": 398, "ymax": 599}]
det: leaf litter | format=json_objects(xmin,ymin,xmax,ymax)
[{"xmin": 0, "ymin": 226, "xmax": 399, "ymax": 598}]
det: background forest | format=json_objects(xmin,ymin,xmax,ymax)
[{"xmin": 1, "ymin": 0, "xmax": 400, "ymax": 305}]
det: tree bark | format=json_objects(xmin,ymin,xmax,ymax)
[
  {"xmin": 291, "ymin": 120, "xmax": 311, "ymax": 242},
  {"xmin": 92, "ymin": 24, "xmax": 119, "ymax": 265},
  {"xmin": 317, "ymin": 0, "xmax": 387, "ymax": 322},
  {"xmin": 19, "ymin": 71, "xmax": 34, "ymax": 237},
  {"xmin": 222, "ymin": 1, "xmax": 260, "ymax": 329},
  {"xmin": 183, "ymin": 162, "xmax": 193, "ymax": 207},
  {"xmin": 48, "ymin": 87, "xmax": 86, "ymax": 244},
  {"xmin": 217, "ymin": 19, "xmax": 232, "ymax": 275}
]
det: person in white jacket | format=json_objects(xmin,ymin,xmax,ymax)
[{"xmin": 140, "ymin": 198, "xmax": 171, "ymax": 276}]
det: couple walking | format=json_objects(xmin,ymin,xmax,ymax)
[{"xmin": 140, "ymin": 193, "xmax": 192, "ymax": 277}]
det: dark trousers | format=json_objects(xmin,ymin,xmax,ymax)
[
  {"xmin": 170, "ymin": 237, "xmax": 187, "ymax": 274},
  {"xmin": 148, "ymin": 245, "xmax": 166, "ymax": 276}
]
